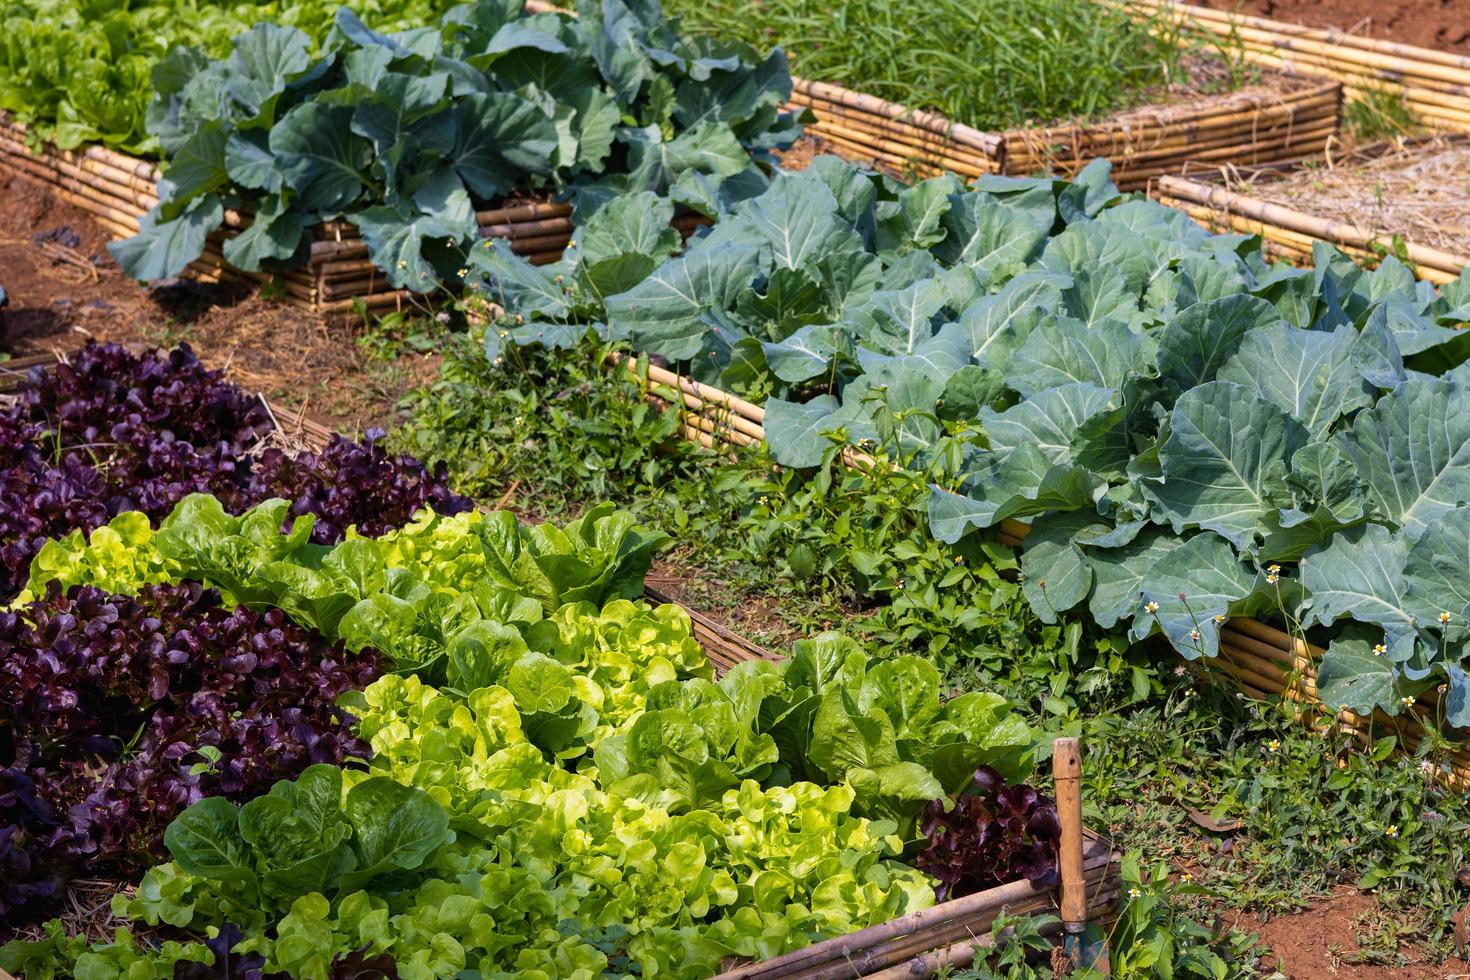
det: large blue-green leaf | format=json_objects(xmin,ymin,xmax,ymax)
[
  {"xmin": 604, "ymin": 244, "xmax": 763, "ymax": 359},
  {"xmin": 1155, "ymin": 295, "xmax": 1283, "ymax": 391},
  {"xmin": 164, "ymin": 124, "xmax": 230, "ymax": 203},
  {"xmin": 225, "ymin": 23, "xmax": 313, "ymax": 123},
  {"xmin": 271, "ymin": 103, "xmax": 370, "ymax": 214},
  {"xmin": 1145, "ymin": 381, "xmax": 1309, "ymax": 551},
  {"xmin": 1402, "ymin": 504, "xmax": 1470, "ymax": 629},
  {"xmin": 875, "ymin": 175, "xmax": 960, "ymax": 253},
  {"xmin": 575, "ymin": 190, "xmax": 679, "ymax": 266},
  {"xmin": 1315, "ymin": 626, "xmax": 1401, "ymax": 717},
  {"xmin": 764, "ymin": 396, "xmax": 839, "ymax": 468},
  {"xmin": 1217, "ymin": 324, "xmax": 1372, "ymax": 437},
  {"xmin": 221, "ymin": 201, "xmax": 305, "ymax": 272},
  {"xmin": 957, "ymin": 270, "xmax": 1067, "ymax": 367},
  {"xmin": 1041, "ymin": 219, "xmax": 1159, "ymax": 297},
  {"xmin": 927, "ymin": 443, "xmax": 1103, "ymax": 542},
  {"xmin": 932, "ymin": 191, "xmax": 1050, "ymax": 281},
  {"xmin": 847, "ymin": 279, "xmax": 948, "ymax": 357},
  {"xmin": 449, "ymin": 92, "xmax": 559, "ymax": 200},
  {"xmin": 1301, "ymin": 523, "xmax": 1418, "ymax": 660},
  {"xmin": 110, "ymin": 195, "xmax": 223, "ymax": 282},
  {"xmin": 624, "ymin": 121, "xmax": 752, "ymax": 193},
  {"xmin": 351, "ymin": 72, "xmax": 453, "ymax": 154},
  {"xmin": 1006, "ymin": 316, "xmax": 1152, "ymax": 396},
  {"xmin": 1133, "ymin": 532, "xmax": 1262, "ymax": 659},
  {"xmin": 736, "ymin": 171, "xmax": 862, "ymax": 272},
  {"xmin": 353, "ymin": 205, "xmax": 465, "ymax": 291},
  {"xmin": 980, "ymin": 383, "xmax": 1118, "ymax": 464},
  {"xmin": 1338, "ymin": 377, "xmax": 1470, "ymax": 536},
  {"xmin": 1020, "ymin": 512, "xmax": 1107, "ymax": 622}
]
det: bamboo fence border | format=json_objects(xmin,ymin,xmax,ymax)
[
  {"xmin": 0, "ymin": 117, "xmax": 592, "ymax": 318},
  {"xmin": 787, "ymin": 72, "xmax": 1341, "ymax": 191},
  {"xmin": 4, "ymin": 344, "xmax": 1123, "ymax": 978},
  {"xmin": 1117, "ymin": 0, "xmax": 1470, "ymax": 133},
  {"xmin": 610, "ymin": 356, "xmax": 1470, "ymax": 791},
  {"xmin": 1152, "ymin": 171, "xmax": 1470, "ymax": 283}
]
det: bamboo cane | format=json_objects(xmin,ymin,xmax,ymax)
[
  {"xmin": 1156, "ymin": 176, "xmax": 1470, "ymax": 273},
  {"xmin": 1005, "ymin": 118, "xmax": 1338, "ymax": 177},
  {"xmin": 1125, "ymin": 0, "xmax": 1470, "ymax": 69},
  {"xmin": 790, "ymin": 77, "xmax": 1003, "ymax": 154},
  {"xmin": 1002, "ymin": 97, "xmax": 1339, "ymax": 163}
]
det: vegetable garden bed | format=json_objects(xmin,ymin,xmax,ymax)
[
  {"xmin": 0, "ymin": 117, "xmax": 709, "ymax": 317},
  {"xmin": 787, "ymin": 71, "xmax": 1342, "ymax": 191},
  {"xmin": 1121, "ymin": 0, "xmax": 1470, "ymax": 133},
  {"xmin": 473, "ymin": 153, "xmax": 1470, "ymax": 798},
  {"xmin": 1152, "ymin": 137, "xmax": 1470, "ymax": 283},
  {"xmin": 0, "ymin": 0, "xmax": 801, "ymax": 319},
  {"xmin": 1, "ymin": 341, "xmax": 1122, "ymax": 977},
  {"xmin": 608, "ymin": 357, "xmax": 1470, "ymax": 794}
]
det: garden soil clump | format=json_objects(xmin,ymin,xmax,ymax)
[
  {"xmin": 1252, "ymin": 886, "xmax": 1470, "ymax": 979},
  {"xmin": 1195, "ymin": 0, "xmax": 1470, "ymax": 54}
]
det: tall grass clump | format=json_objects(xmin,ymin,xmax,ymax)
[{"xmin": 664, "ymin": 0, "xmax": 1189, "ymax": 130}]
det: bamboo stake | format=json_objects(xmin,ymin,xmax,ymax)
[{"xmin": 1053, "ymin": 737, "xmax": 1088, "ymax": 937}]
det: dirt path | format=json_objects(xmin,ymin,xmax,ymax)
[
  {"xmin": 1254, "ymin": 888, "xmax": 1470, "ymax": 979},
  {"xmin": 0, "ymin": 170, "xmax": 429, "ymax": 433}
]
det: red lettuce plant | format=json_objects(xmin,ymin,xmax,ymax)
[
  {"xmin": 914, "ymin": 767, "xmax": 1062, "ymax": 900},
  {"xmin": 0, "ymin": 581, "xmax": 384, "ymax": 920},
  {"xmin": 0, "ymin": 341, "xmax": 471, "ymax": 598}
]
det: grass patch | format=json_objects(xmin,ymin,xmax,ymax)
[{"xmin": 661, "ymin": 0, "xmax": 1190, "ymax": 130}]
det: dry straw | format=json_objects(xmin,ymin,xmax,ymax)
[{"xmin": 1154, "ymin": 136, "xmax": 1470, "ymax": 283}]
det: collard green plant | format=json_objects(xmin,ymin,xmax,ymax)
[
  {"xmin": 112, "ymin": 0, "xmax": 801, "ymax": 288},
  {"xmin": 478, "ymin": 155, "xmax": 1470, "ymax": 728}
]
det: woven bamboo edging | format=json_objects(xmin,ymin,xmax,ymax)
[
  {"xmin": 787, "ymin": 72, "xmax": 1340, "ymax": 191},
  {"xmin": 1120, "ymin": 0, "xmax": 1470, "ymax": 133},
  {"xmin": 1153, "ymin": 173, "xmax": 1468, "ymax": 283},
  {"xmin": 613, "ymin": 356, "xmax": 1470, "ymax": 790},
  {"xmin": 0, "ymin": 117, "xmax": 629, "ymax": 318}
]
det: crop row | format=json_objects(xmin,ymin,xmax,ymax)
[
  {"xmin": 477, "ymin": 154, "xmax": 1470, "ymax": 734},
  {"xmin": 0, "ymin": 344, "xmax": 1061, "ymax": 979}
]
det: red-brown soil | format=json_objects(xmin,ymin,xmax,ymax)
[
  {"xmin": 0, "ymin": 170, "xmax": 433, "ymax": 433},
  {"xmin": 1196, "ymin": 0, "xmax": 1470, "ymax": 55},
  {"xmin": 1253, "ymin": 887, "xmax": 1470, "ymax": 979}
]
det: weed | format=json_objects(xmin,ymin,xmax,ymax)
[{"xmin": 1344, "ymin": 88, "xmax": 1419, "ymax": 142}]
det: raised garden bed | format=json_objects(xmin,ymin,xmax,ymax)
[
  {"xmin": 1124, "ymin": 0, "xmax": 1470, "ymax": 133},
  {"xmin": 602, "ymin": 355, "xmax": 1470, "ymax": 795},
  {"xmin": 0, "ymin": 117, "xmax": 711, "ymax": 318},
  {"xmin": 1151, "ymin": 137, "xmax": 1470, "ymax": 283},
  {"xmin": 1, "ymin": 342, "xmax": 1122, "ymax": 976},
  {"xmin": 790, "ymin": 70, "xmax": 1341, "ymax": 190}
]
